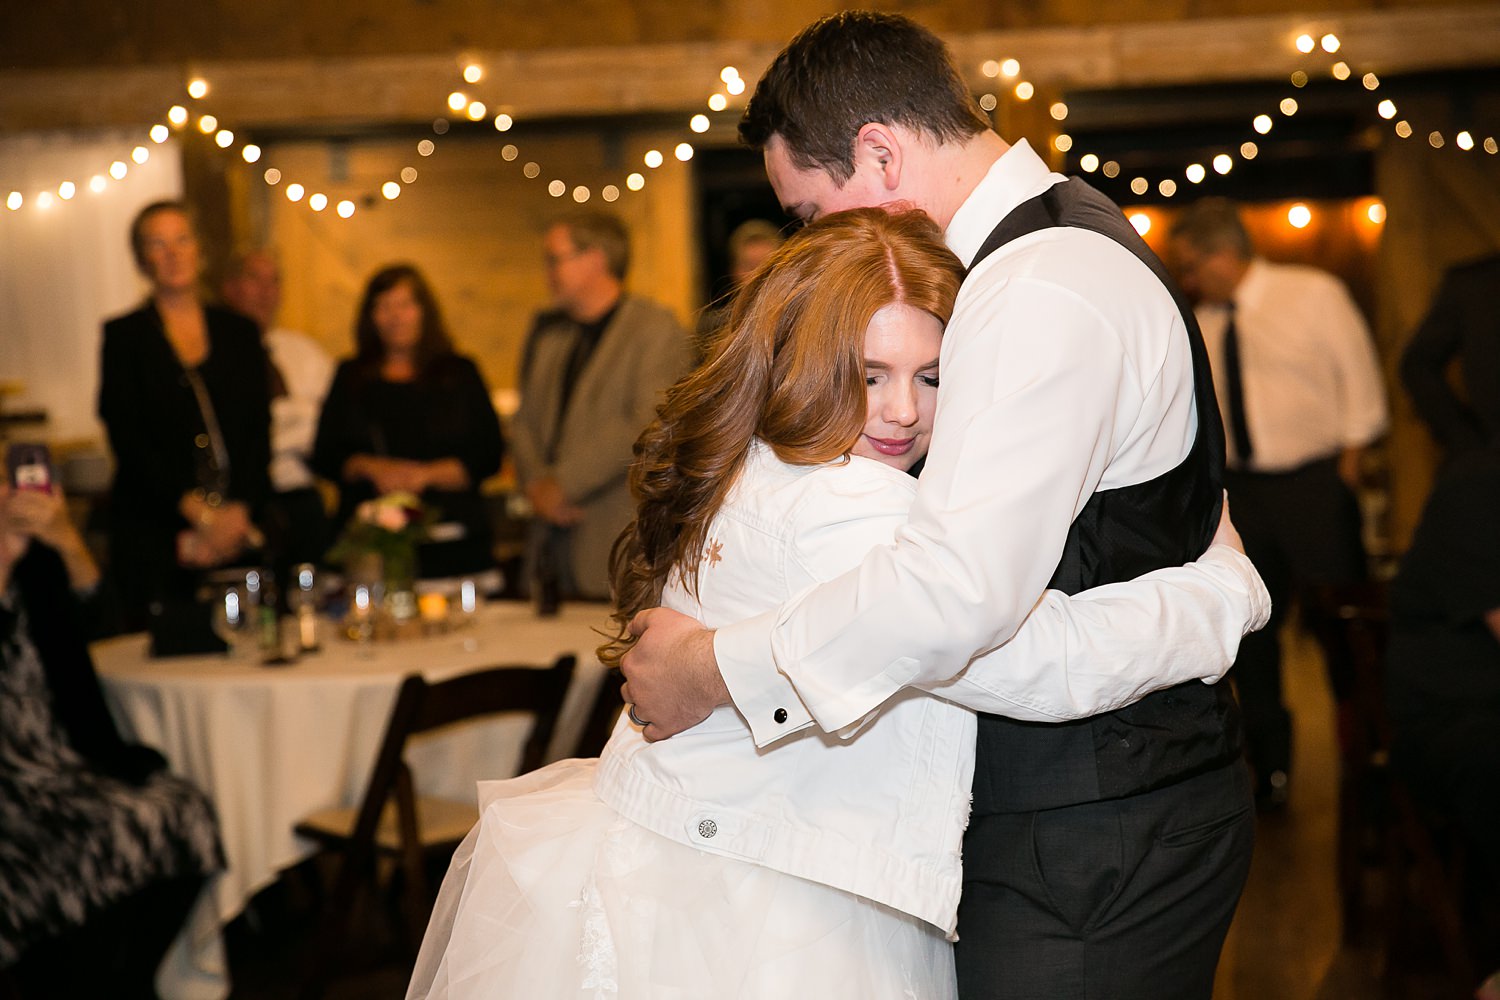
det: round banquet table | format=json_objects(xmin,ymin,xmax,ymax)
[{"xmin": 93, "ymin": 599, "xmax": 613, "ymax": 1000}]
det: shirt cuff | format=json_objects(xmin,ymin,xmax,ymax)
[{"xmin": 714, "ymin": 610, "xmax": 814, "ymax": 747}]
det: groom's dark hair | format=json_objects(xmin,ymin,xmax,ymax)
[{"xmin": 739, "ymin": 11, "xmax": 990, "ymax": 184}]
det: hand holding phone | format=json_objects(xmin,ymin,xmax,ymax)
[{"xmin": 6, "ymin": 442, "xmax": 54, "ymax": 494}]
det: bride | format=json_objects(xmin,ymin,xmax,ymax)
[{"xmin": 408, "ymin": 208, "xmax": 1266, "ymax": 998}]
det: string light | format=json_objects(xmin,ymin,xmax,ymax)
[
  {"xmin": 307, "ymin": 192, "xmax": 328, "ymax": 211},
  {"xmin": 1287, "ymin": 203, "xmax": 1312, "ymax": 228},
  {"xmin": 187, "ymin": 79, "xmax": 209, "ymax": 99},
  {"xmin": 1058, "ymin": 32, "xmax": 1500, "ymax": 207}
]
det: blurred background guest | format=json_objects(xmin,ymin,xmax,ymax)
[
  {"xmin": 510, "ymin": 212, "xmax": 692, "ymax": 601},
  {"xmin": 1169, "ymin": 197, "xmax": 1388, "ymax": 810},
  {"xmin": 0, "ymin": 479, "xmax": 222, "ymax": 998},
  {"xmin": 312, "ymin": 263, "xmax": 503, "ymax": 579},
  {"xmin": 220, "ymin": 247, "xmax": 335, "ymax": 566},
  {"xmin": 98, "ymin": 201, "xmax": 271, "ymax": 633},
  {"xmin": 694, "ymin": 218, "xmax": 785, "ymax": 357},
  {"xmin": 1384, "ymin": 447, "xmax": 1500, "ymax": 975},
  {"xmin": 1400, "ymin": 253, "xmax": 1500, "ymax": 461}
]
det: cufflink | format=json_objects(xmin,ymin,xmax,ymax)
[{"xmin": 773, "ymin": 708, "xmax": 788, "ymax": 724}]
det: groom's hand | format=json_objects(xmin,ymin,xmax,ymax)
[{"xmin": 619, "ymin": 608, "xmax": 729, "ymax": 742}]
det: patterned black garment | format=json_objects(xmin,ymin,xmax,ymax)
[{"xmin": 0, "ymin": 561, "xmax": 221, "ymax": 969}]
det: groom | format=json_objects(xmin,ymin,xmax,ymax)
[{"xmin": 622, "ymin": 12, "xmax": 1257, "ymax": 999}]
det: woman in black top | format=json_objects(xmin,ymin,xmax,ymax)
[
  {"xmin": 98, "ymin": 201, "xmax": 271, "ymax": 631},
  {"xmin": 313, "ymin": 264, "xmax": 504, "ymax": 578}
]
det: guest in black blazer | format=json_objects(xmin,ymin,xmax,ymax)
[
  {"xmin": 97, "ymin": 200, "xmax": 271, "ymax": 631},
  {"xmin": 1401, "ymin": 253, "xmax": 1500, "ymax": 458},
  {"xmin": 312, "ymin": 263, "xmax": 503, "ymax": 578}
]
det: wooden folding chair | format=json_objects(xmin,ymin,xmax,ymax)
[
  {"xmin": 1317, "ymin": 583, "xmax": 1475, "ymax": 987},
  {"xmin": 572, "ymin": 667, "xmax": 625, "ymax": 758},
  {"xmin": 292, "ymin": 654, "xmax": 576, "ymax": 998}
]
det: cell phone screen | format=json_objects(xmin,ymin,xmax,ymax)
[{"xmin": 6, "ymin": 442, "xmax": 54, "ymax": 493}]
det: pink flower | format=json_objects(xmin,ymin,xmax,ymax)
[{"xmin": 374, "ymin": 503, "xmax": 408, "ymax": 532}]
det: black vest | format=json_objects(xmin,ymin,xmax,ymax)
[{"xmin": 968, "ymin": 179, "xmax": 1244, "ymax": 815}]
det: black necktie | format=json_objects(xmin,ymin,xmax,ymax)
[{"xmin": 1221, "ymin": 303, "xmax": 1254, "ymax": 464}]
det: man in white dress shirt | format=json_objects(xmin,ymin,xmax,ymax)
[
  {"xmin": 1169, "ymin": 198, "xmax": 1387, "ymax": 809},
  {"xmin": 220, "ymin": 248, "xmax": 336, "ymax": 565},
  {"xmin": 620, "ymin": 12, "xmax": 1266, "ymax": 999}
]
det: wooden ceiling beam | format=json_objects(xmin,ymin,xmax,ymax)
[{"xmin": 1, "ymin": 5, "xmax": 1494, "ymax": 133}]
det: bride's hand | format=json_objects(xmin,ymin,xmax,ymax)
[{"xmin": 1212, "ymin": 491, "xmax": 1245, "ymax": 555}]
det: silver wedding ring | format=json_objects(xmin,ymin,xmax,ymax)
[{"xmin": 627, "ymin": 705, "xmax": 650, "ymax": 728}]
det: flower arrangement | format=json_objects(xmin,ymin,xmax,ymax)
[{"xmin": 326, "ymin": 491, "xmax": 432, "ymax": 590}]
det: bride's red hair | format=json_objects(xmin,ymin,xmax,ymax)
[{"xmin": 600, "ymin": 207, "xmax": 962, "ymax": 666}]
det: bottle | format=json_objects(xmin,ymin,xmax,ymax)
[
  {"xmin": 293, "ymin": 563, "xmax": 321, "ymax": 653},
  {"xmin": 534, "ymin": 532, "xmax": 562, "ymax": 618},
  {"xmin": 258, "ymin": 569, "xmax": 294, "ymax": 666}
]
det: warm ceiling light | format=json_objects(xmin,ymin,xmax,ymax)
[
  {"xmin": 187, "ymin": 78, "xmax": 209, "ymax": 99},
  {"xmin": 308, "ymin": 193, "xmax": 328, "ymax": 211},
  {"xmin": 382, "ymin": 182, "xmax": 401, "ymax": 200},
  {"xmin": 168, "ymin": 105, "xmax": 188, "ymax": 126},
  {"xmin": 150, "ymin": 124, "xmax": 170, "ymax": 143},
  {"xmin": 626, "ymin": 172, "xmax": 645, "ymax": 191},
  {"xmin": 644, "ymin": 149, "xmax": 664, "ymax": 168},
  {"xmin": 336, "ymin": 200, "xmax": 355, "ymax": 218},
  {"xmin": 1129, "ymin": 212, "xmax": 1152, "ymax": 235},
  {"xmin": 675, "ymin": 143, "xmax": 694, "ymax": 161},
  {"xmin": 242, "ymin": 145, "xmax": 261, "ymax": 163},
  {"xmin": 1287, "ymin": 203, "xmax": 1312, "ymax": 228},
  {"xmin": 1185, "ymin": 163, "xmax": 1206, "ymax": 184},
  {"xmin": 1295, "ymin": 34, "xmax": 1315, "ymax": 53},
  {"xmin": 285, "ymin": 183, "xmax": 305, "ymax": 202},
  {"xmin": 448, "ymin": 92, "xmax": 467, "ymax": 112},
  {"xmin": 463, "ymin": 64, "xmax": 483, "ymax": 83},
  {"xmin": 1213, "ymin": 154, "xmax": 1233, "ymax": 174}
]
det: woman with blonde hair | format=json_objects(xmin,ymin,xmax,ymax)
[{"xmin": 409, "ymin": 208, "xmax": 1265, "ymax": 998}]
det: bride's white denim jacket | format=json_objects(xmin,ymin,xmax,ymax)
[{"xmin": 594, "ymin": 438, "xmax": 1268, "ymax": 937}]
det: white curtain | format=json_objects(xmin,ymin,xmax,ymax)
[{"xmin": 0, "ymin": 130, "xmax": 182, "ymax": 454}]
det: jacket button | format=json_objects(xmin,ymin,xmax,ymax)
[
  {"xmin": 697, "ymin": 819, "xmax": 717, "ymax": 839},
  {"xmin": 195, "ymin": 433, "xmax": 209, "ymax": 448},
  {"xmin": 773, "ymin": 708, "xmax": 788, "ymax": 724}
]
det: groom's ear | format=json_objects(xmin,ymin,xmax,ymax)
[{"xmin": 853, "ymin": 123, "xmax": 904, "ymax": 192}]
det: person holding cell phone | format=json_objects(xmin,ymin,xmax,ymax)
[
  {"xmin": 98, "ymin": 200, "xmax": 272, "ymax": 631},
  {"xmin": 0, "ymin": 475, "xmax": 222, "ymax": 997}
]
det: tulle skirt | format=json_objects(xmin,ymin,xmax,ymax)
[{"xmin": 407, "ymin": 758, "xmax": 956, "ymax": 999}]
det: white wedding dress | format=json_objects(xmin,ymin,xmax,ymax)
[{"xmin": 407, "ymin": 444, "xmax": 958, "ymax": 999}]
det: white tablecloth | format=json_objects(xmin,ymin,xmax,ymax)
[{"xmin": 94, "ymin": 600, "xmax": 614, "ymax": 999}]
